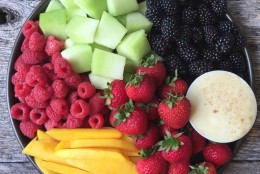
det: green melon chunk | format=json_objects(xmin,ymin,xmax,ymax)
[
  {"xmin": 66, "ymin": 8, "xmax": 86, "ymax": 21},
  {"xmin": 117, "ymin": 29, "xmax": 151, "ymax": 62},
  {"xmin": 91, "ymin": 49, "xmax": 126, "ymax": 80},
  {"xmin": 125, "ymin": 12, "xmax": 152, "ymax": 33},
  {"xmin": 107, "ymin": 0, "xmax": 138, "ymax": 16},
  {"xmin": 39, "ymin": 9, "xmax": 67, "ymax": 41},
  {"xmin": 45, "ymin": 0, "xmax": 64, "ymax": 12},
  {"xmin": 61, "ymin": 44, "xmax": 92, "ymax": 73},
  {"xmin": 90, "ymin": 43, "xmax": 113, "ymax": 52},
  {"xmin": 116, "ymin": 15, "xmax": 126, "ymax": 26},
  {"xmin": 124, "ymin": 59, "xmax": 141, "ymax": 73},
  {"xmin": 65, "ymin": 16, "xmax": 99, "ymax": 44},
  {"xmin": 64, "ymin": 38, "xmax": 74, "ymax": 49},
  {"xmin": 59, "ymin": 0, "xmax": 78, "ymax": 9},
  {"xmin": 89, "ymin": 73, "xmax": 114, "ymax": 89},
  {"xmin": 95, "ymin": 12, "xmax": 127, "ymax": 49},
  {"xmin": 138, "ymin": 1, "xmax": 147, "ymax": 15},
  {"xmin": 74, "ymin": 0, "xmax": 107, "ymax": 19}
]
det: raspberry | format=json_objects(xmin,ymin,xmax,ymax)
[
  {"xmin": 63, "ymin": 114, "xmax": 84, "ymax": 128},
  {"xmin": 50, "ymin": 98, "xmax": 69, "ymax": 116},
  {"xmin": 67, "ymin": 91, "xmax": 80, "ymax": 105},
  {"xmin": 44, "ymin": 119, "xmax": 63, "ymax": 130},
  {"xmin": 25, "ymin": 94, "xmax": 49, "ymax": 109},
  {"xmin": 30, "ymin": 84, "xmax": 53, "ymax": 102},
  {"xmin": 11, "ymin": 71, "xmax": 27, "ymax": 85},
  {"xmin": 45, "ymin": 36, "xmax": 64, "ymax": 56},
  {"xmin": 20, "ymin": 49, "xmax": 47, "ymax": 65},
  {"xmin": 22, "ymin": 20, "xmax": 39, "ymax": 38},
  {"xmin": 14, "ymin": 82, "xmax": 32, "ymax": 100},
  {"xmin": 51, "ymin": 52, "xmax": 63, "ymax": 64},
  {"xmin": 21, "ymin": 37, "xmax": 30, "ymax": 52},
  {"xmin": 89, "ymin": 92, "xmax": 106, "ymax": 114},
  {"xmin": 42, "ymin": 63, "xmax": 57, "ymax": 81},
  {"xmin": 70, "ymin": 99, "xmax": 90, "ymax": 119},
  {"xmin": 54, "ymin": 58, "xmax": 73, "ymax": 78},
  {"xmin": 46, "ymin": 106, "xmax": 63, "ymax": 121},
  {"xmin": 52, "ymin": 79, "xmax": 69, "ymax": 98},
  {"xmin": 64, "ymin": 72, "xmax": 82, "ymax": 89},
  {"xmin": 80, "ymin": 74, "xmax": 90, "ymax": 82},
  {"xmin": 14, "ymin": 56, "xmax": 30, "ymax": 73},
  {"xmin": 25, "ymin": 65, "xmax": 48, "ymax": 87},
  {"xmin": 29, "ymin": 108, "xmax": 48, "ymax": 125},
  {"xmin": 20, "ymin": 120, "xmax": 41, "ymax": 138},
  {"xmin": 88, "ymin": 114, "xmax": 105, "ymax": 129},
  {"xmin": 29, "ymin": 32, "xmax": 46, "ymax": 52},
  {"xmin": 10, "ymin": 103, "xmax": 31, "ymax": 121},
  {"xmin": 77, "ymin": 81, "xmax": 96, "ymax": 99}
]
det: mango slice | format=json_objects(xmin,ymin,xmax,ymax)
[
  {"xmin": 37, "ymin": 130, "xmax": 55, "ymax": 140},
  {"xmin": 123, "ymin": 150, "xmax": 140, "ymax": 157},
  {"xmin": 35, "ymin": 158, "xmax": 59, "ymax": 174},
  {"xmin": 67, "ymin": 159, "xmax": 138, "ymax": 174},
  {"xmin": 55, "ymin": 148, "xmax": 128, "ymax": 161},
  {"xmin": 55, "ymin": 139, "xmax": 138, "ymax": 152},
  {"xmin": 22, "ymin": 139, "xmax": 69, "ymax": 166},
  {"xmin": 46, "ymin": 128, "xmax": 122, "ymax": 141},
  {"xmin": 121, "ymin": 134, "xmax": 134, "ymax": 143},
  {"xmin": 35, "ymin": 158, "xmax": 92, "ymax": 174},
  {"xmin": 129, "ymin": 156, "xmax": 141, "ymax": 164}
]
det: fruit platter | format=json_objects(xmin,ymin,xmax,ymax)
[{"xmin": 7, "ymin": 0, "xmax": 257, "ymax": 173}]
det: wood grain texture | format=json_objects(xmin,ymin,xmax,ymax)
[{"xmin": 0, "ymin": 0, "xmax": 259, "ymax": 173}]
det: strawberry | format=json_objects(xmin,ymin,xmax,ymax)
[
  {"xmin": 202, "ymin": 142, "xmax": 232, "ymax": 168},
  {"xmin": 136, "ymin": 149, "xmax": 168, "ymax": 174},
  {"xmin": 134, "ymin": 122, "xmax": 161, "ymax": 150},
  {"xmin": 103, "ymin": 80, "xmax": 129, "ymax": 109},
  {"xmin": 160, "ymin": 72, "xmax": 188, "ymax": 99},
  {"xmin": 110, "ymin": 100, "xmax": 148, "ymax": 135},
  {"xmin": 160, "ymin": 121, "xmax": 177, "ymax": 136},
  {"xmin": 126, "ymin": 73, "xmax": 155, "ymax": 103},
  {"xmin": 191, "ymin": 128, "xmax": 207, "ymax": 154},
  {"xmin": 135, "ymin": 98, "xmax": 159, "ymax": 120},
  {"xmin": 190, "ymin": 162, "xmax": 217, "ymax": 174},
  {"xmin": 158, "ymin": 131, "xmax": 192, "ymax": 163},
  {"xmin": 168, "ymin": 162, "xmax": 190, "ymax": 174},
  {"xmin": 136, "ymin": 54, "xmax": 166, "ymax": 88},
  {"xmin": 158, "ymin": 94, "xmax": 191, "ymax": 129}
]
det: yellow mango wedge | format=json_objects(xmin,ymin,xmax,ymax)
[
  {"xmin": 129, "ymin": 156, "xmax": 141, "ymax": 164},
  {"xmin": 46, "ymin": 128, "xmax": 122, "ymax": 141},
  {"xmin": 37, "ymin": 130, "xmax": 55, "ymax": 140},
  {"xmin": 121, "ymin": 134, "xmax": 134, "ymax": 143},
  {"xmin": 35, "ymin": 158, "xmax": 59, "ymax": 174},
  {"xmin": 123, "ymin": 150, "xmax": 140, "ymax": 157},
  {"xmin": 35, "ymin": 158, "xmax": 92, "ymax": 174},
  {"xmin": 55, "ymin": 148, "xmax": 128, "ymax": 161},
  {"xmin": 55, "ymin": 139, "xmax": 138, "ymax": 152},
  {"xmin": 67, "ymin": 159, "xmax": 138, "ymax": 174},
  {"xmin": 22, "ymin": 139, "xmax": 69, "ymax": 166}
]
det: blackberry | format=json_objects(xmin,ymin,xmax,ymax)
[
  {"xmin": 218, "ymin": 20, "xmax": 236, "ymax": 34},
  {"xmin": 179, "ymin": 46, "xmax": 199, "ymax": 62},
  {"xmin": 217, "ymin": 59, "xmax": 234, "ymax": 72},
  {"xmin": 228, "ymin": 52, "xmax": 246, "ymax": 72},
  {"xmin": 146, "ymin": 0, "xmax": 162, "ymax": 8},
  {"xmin": 233, "ymin": 29, "xmax": 246, "ymax": 50},
  {"xmin": 192, "ymin": 26, "xmax": 204, "ymax": 44},
  {"xmin": 182, "ymin": 6, "xmax": 199, "ymax": 25},
  {"xmin": 179, "ymin": 25, "xmax": 193, "ymax": 41},
  {"xmin": 147, "ymin": 15, "xmax": 163, "ymax": 32},
  {"xmin": 161, "ymin": 17, "xmax": 180, "ymax": 40},
  {"xmin": 215, "ymin": 34, "xmax": 235, "ymax": 53},
  {"xmin": 210, "ymin": 0, "xmax": 227, "ymax": 18},
  {"xmin": 203, "ymin": 25, "xmax": 220, "ymax": 47},
  {"xmin": 201, "ymin": 49, "xmax": 222, "ymax": 63},
  {"xmin": 198, "ymin": 4, "xmax": 216, "ymax": 26},
  {"xmin": 178, "ymin": 0, "xmax": 190, "ymax": 8},
  {"xmin": 189, "ymin": 59, "xmax": 214, "ymax": 77},
  {"xmin": 161, "ymin": 0, "xmax": 179, "ymax": 16},
  {"xmin": 148, "ymin": 34, "xmax": 171, "ymax": 57},
  {"xmin": 164, "ymin": 54, "xmax": 189, "ymax": 77}
]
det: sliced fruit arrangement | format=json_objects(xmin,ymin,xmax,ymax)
[{"xmin": 9, "ymin": 0, "xmax": 256, "ymax": 173}]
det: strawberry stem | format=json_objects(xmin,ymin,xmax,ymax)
[
  {"xmin": 113, "ymin": 100, "xmax": 134, "ymax": 126},
  {"xmin": 126, "ymin": 73, "xmax": 145, "ymax": 88}
]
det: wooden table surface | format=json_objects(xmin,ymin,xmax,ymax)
[{"xmin": 0, "ymin": 0, "xmax": 259, "ymax": 173}]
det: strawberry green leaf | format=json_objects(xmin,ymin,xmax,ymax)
[
  {"xmin": 126, "ymin": 73, "xmax": 145, "ymax": 88},
  {"xmin": 141, "ymin": 54, "xmax": 158, "ymax": 67},
  {"xmin": 189, "ymin": 163, "xmax": 209, "ymax": 174}
]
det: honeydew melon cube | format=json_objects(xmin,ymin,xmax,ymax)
[
  {"xmin": 65, "ymin": 16, "xmax": 99, "ymax": 44},
  {"xmin": 64, "ymin": 38, "xmax": 74, "ymax": 49},
  {"xmin": 45, "ymin": 0, "xmax": 64, "ymax": 12},
  {"xmin": 138, "ymin": 1, "xmax": 147, "ymax": 15},
  {"xmin": 61, "ymin": 44, "xmax": 93, "ymax": 73},
  {"xmin": 124, "ymin": 59, "xmax": 142, "ymax": 73},
  {"xmin": 39, "ymin": 9, "xmax": 67, "ymax": 40},
  {"xmin": 90, "ymin": 43, "xmax": 113, "ymax": 52},
  {"xmin": 126, "ymin": 12, "xmax": 152, "ymax": 33},
  {"xmin": 107, "ymin": 0, "xmax": 138, "ymax": 16},
  {"xmin": 95, "ymin": 12, "xmax": 127, "ymax": 49},
  {"xmin": 89, "ymin": 73, "xmax": 114, "ymax": 89},
  {"xmin": 66, "ymin": 8, "xmax": 86, "ymax": 21},
  {"xmin": 117, "ymin": 29, "xmax": 151, "ymax": 62},
  {"xmin": 116, "ymin": 15, "xmax": 126, "ymax": 26},
  {"xmin": 59, "ymin": 0, "xmax": 78, "ymax": 9},
  {"xmin": 91, "ymin": 49, "xmax": 126, "ymax": 80},
  {"xmin": 74, "ymin": 0, "xmax": 107, "ymax": 19}
]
